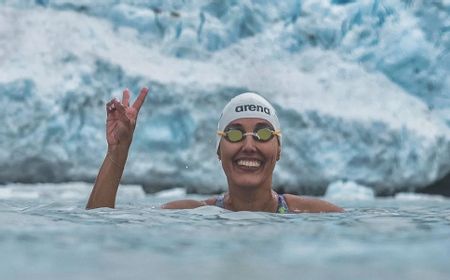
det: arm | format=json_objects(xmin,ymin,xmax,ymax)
[
  {"xmin": 86, "ymin": 88, "xmax": 148, "ymax": 209},
  {"xmin": 161, "ymin": 197, "xmax": 217, "ymax": 209},
  {"xmin": 284, "ymin": 194, "xmax": 344, "ymax": 213}
]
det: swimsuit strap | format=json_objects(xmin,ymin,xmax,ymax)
[
  {"xmin": 215, "ymin": 193, "xmax": 289, "ymax": 214},
  {"xmin": 276, "ymin": 194, "xmax": 289, "ymax": 214},
  {"xmin": 215, "ymin": 194, "xmax": 225, "ymax": 208}
]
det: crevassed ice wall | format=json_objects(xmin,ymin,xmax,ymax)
[{"xmin": 0, "ymin": 0, "xmax": 449, "ymax": 195}]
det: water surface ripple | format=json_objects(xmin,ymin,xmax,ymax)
[{"xmin": 0, "ymin": 184, "xmax": 449, "ymax": 280}]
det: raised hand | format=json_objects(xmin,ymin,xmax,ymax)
[{"xmin": 105, "ymin": 87, "xmax": 148, "ymax": 149}]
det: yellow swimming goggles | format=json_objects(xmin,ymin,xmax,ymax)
[{"xmin": 217, "ymin": 127, "xmax": 281, "ymax": 143}]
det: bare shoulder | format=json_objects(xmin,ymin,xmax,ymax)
[
  {"xmin": 160, "ymin": 197, "xmax": 217, "ymax": 209},
  {"xmin": 284, "ymin": 194, "xmax": 344, "ymax": 213}
]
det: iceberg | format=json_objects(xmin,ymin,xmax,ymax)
[
  {"xmin": 325, "ymin": 180, "xmax": 375, "ymax": 201},
  {"xmin": 0, "ymin": 0, "xmax": 449, "ymax": 195}
]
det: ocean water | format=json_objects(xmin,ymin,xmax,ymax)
[{"xmin": 0, "ymin": 183, "xmax": 449, "ymax": 280}]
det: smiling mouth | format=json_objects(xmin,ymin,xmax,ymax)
[{"xmin": 236, "ymin": 159, "xmax": 262, "ymax": 168}]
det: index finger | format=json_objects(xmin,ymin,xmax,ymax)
[
  {"xmin": 132, "ymin": 87, "xmax": 149, "ymax": 112},
  {"xmin": 122, "ymin": 88, "xmax": 130, "ymax": 107}
]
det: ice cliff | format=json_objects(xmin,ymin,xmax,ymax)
[{"xmin": 0, "ymin": 0, "xmax": 449, "ymax": 195}]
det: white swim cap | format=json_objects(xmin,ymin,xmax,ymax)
[{"xmin": 216, "ymin": 92, "xmax": 281, "ymax": 151}]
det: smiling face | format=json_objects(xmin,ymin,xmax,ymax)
[{"xmin": 218, "ymin": 118, "xmax": 281, "ymax": 191}]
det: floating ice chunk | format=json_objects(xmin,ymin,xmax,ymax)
[
  {"xmin": 0, "ymin": 187, "xmax": 39, "ymax": 199},
  {"xmin": 0, "ymin": 182, "xmax": 145, "ymax": 201},
  {"xmin": 324, "ymin": 180, "xmax": 375, "ymax": 200},
  {"xmin": 117, "ymin": 185, "xmax": 147, "ymax": 200},
  {"xmin": 394, "ymin": 192, "xmax": 447, "ymax": 202},
  {"xmin": 154, "ymin": 187, "xmax": 187, "ymax": 198}
]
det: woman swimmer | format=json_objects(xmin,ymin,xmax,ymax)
[{"xmin": 86, "ymin": 88, "xmax": 343, "ymax": 213}]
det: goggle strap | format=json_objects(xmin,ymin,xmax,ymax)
[{"xmin": 273, "ymin": 130, "xmax": 281, "ymax": 137}]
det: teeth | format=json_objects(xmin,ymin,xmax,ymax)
[{"xmin": 237, "ymin": 160, "xmax": 261, "ymax": 168}]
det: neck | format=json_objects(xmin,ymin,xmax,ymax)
[{"xmin": 225, "ymin": 186, "xmax": 277, "ymax": 212}]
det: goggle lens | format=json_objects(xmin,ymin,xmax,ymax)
[
  {"xmin": 223, "ymin": 128, "xmax": 276, "ymax": 143},
  {"xmin": 256, "ymin": 128, "xmax": 273, "ymax": 141},
  {"xmin": 227, "ymin": 129, "xmax": 244, "ymax": 142}
]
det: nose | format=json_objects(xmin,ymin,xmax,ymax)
[{"xmin": 241, "ymin": 133, "xmax": 258, "ymax": 152}]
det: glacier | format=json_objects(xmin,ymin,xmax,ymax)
[{"xmin": 0, "ymin": 0, "xmax": 449, "ymax": 195}]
